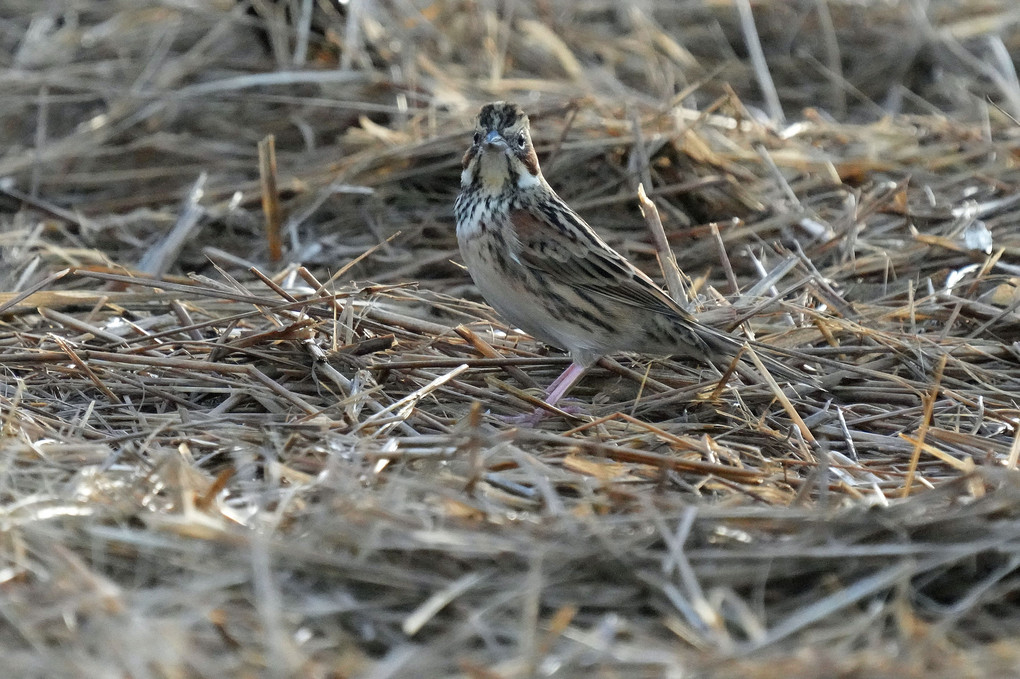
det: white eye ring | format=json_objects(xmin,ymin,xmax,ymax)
[{"xmin": 516, "ymin": 132, "xmax": 526, "ymax": 148}]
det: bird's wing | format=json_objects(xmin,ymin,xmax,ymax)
[
  {"xmin": 507, "ymin": 201, "xmax": 695, "ymax": 321},
  {"xmin": 508, "ymin": 199, "xmax": 811, "ymax": 382}
]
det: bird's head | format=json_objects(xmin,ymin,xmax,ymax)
[{"xmin": 461, "ymin": 101, "xmax": 542, "ymax": 191}]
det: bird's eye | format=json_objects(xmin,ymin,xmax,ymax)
[
  {"xmin": 473, "ymin": 131, "xmax": 481, "ymax": 145},
  {"xmin": 516, "ymin": 132, "xmax": 527, "ymax": 148}
]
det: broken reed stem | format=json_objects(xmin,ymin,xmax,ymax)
[
  {"xmin": 1007, "ymin": 426, "xmax": 1020, "ymax": 471},
  {"xmin": 258, "ymin": 134, "xmax": 283, "ymax": 262},
  {"xmin": 629, "ymin": 109, "xmax": 654, "ymax": 195},
  {"xmin": 513, "ymin": 429, "xmax": 763, "ymax": 481},
  {"xmin": 53, "ymin": 336, "xmax": 122, "ymax": 404},
  {"xmin": 455, "ymin": 325, "xmax": 540, "ymax": 389},
  {"xmin": 637, "ymin": 183, "xmax": 688, "ymax": 306},
  {"xmin": 902, "ymin": 353, "xmax": 948, "ymax": 498},
  {"xmin": 735, "ymin": 0, "xmax": 784, "ymax": 123},
  {"xmin": 0, "ymin": 267, "xmax": 70, "ymax": 315},
  {"xmin": 744, "ymin": 343, "xmax": 815, "ymax": 445},
  {"xmin": 710, "ymin": 222, "xmax": 741, "ymax": 296}
]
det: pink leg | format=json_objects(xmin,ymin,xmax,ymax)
[
  {"xmin": 498, "ymin": 361, "xmax": 590, "ymax": 424},
  {"xmin": 543, "ymin": 361, "xmax": 588, "ymax": 407}
]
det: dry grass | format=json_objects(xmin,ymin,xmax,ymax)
[{"xmin": 2, "ymin": 1, "xmax": 1020, "ymax": 677}]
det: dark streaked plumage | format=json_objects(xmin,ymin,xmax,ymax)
[{"xmin": 454, "ymin": 101, "xmax": 797, "ymax": 412}]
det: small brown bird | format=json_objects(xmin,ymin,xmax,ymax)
[{"xmin": 455, "ymin": 102, "xmax": 795, "ymax": 413}]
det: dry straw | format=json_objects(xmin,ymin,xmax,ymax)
[{"xmin": 1, "ymin": 0, "xmax": 1020, "ymax": 676}]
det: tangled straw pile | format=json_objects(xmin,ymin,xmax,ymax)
[{"xmin": 1, "ymin": 1, "xmax": 1020, "ymax": 676}]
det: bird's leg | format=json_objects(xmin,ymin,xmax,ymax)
[
  {"xmin": 498, "ymin": 361, "xmax": 590, "ymax": 425},
  {"xmin": 542, "ymin": 361, "xmax": 588, "ymax": 407}
]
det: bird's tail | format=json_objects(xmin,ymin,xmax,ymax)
[{"xmin": 699, "ymin": 326, "xmax": 815, "ymax": 386}]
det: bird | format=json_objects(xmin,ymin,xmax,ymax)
[{"xmin": 454, "ymin": 101, "xmax": 802, "ymax": 416}]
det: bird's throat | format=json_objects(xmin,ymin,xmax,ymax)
[
  {"xmin": 476, "ymin": 150, "xmax": 511, "ymax": 191},
  {"xmin": 470, "ymin": 149, "xmax": 540, "ymax": 192}
]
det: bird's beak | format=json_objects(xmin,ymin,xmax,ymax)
[{"xmin": 483, "ymin": 130, "xmax": 507, "ymax": 149}]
